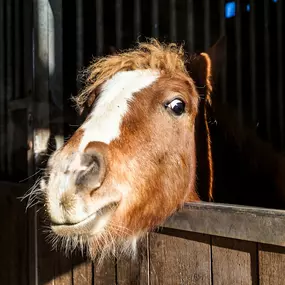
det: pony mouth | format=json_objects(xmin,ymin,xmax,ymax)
[{"xmin": 51, "ymin": 202, "xmax": 118, "ymax": 237}]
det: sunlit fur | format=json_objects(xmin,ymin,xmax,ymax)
[{"xmin": 23, "ymin": 39, "xmax": 214, "ymax": 261}]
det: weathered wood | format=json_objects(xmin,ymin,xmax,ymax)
[
  {"xmin": 37, "ymin": 212, "xmax": 57, "ymax": 285},
  {"xmin": 53, "ymin": 254, "xmax": 73, "ymax": 285},
  {"xmin": 72, "ymin": 255, "xmax": 93, "ymax": 285},
  {"xmin": 49, "ymin": 0, "xmax": 64, "ymax": 150},
  {"xmin": 212, "ymin": 237, "xmax": 258, "ymax": 285},
  {"xmin": 164, "ymin": 202, "xmax": 285, "ymax": 247},
  {"xmin": 149, "ymin": 229, "xmax": 211, "ymax": 285},
  {"xmin": 258, "ymin": 243, "xmax": 285, "ymax": 285},
  {"xmin": 37, "ymin": 211, "xmax": 73, "ymax": 285},
  {"xmin": 116, "ymin": 238, "xmax": 148, "ymax": 285},
  {"xmin": 93, "ymin": 256, "xmax": 116, "ymax": 285},
  {"xmin": 33, "ymin": 1, "xmax": 52, "ymax": 285}
]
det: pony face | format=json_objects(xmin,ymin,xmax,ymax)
[{"xmin": 39, "ymin": 40, "xmax": 209, "ymax": 259}]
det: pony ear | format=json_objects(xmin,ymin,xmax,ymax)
[
  {"xmin": 187, "ymin": 35, "xmax": 226, "ymax": 99},
  {"xmin": 188, "ymin": 52, "xmax": 214, "ymax": 202},
  {"xmin": 187, "ymin": 52, "xmax": 213, "ymax": 103}
]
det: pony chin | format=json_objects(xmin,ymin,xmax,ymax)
[{"xmin": 45, "ymin": 217, "xmax": 148, "ymax": 263}]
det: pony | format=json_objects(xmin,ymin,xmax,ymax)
[{"xmin": 27, "ymin": 39, "xmax": 216, "ymax": 261}]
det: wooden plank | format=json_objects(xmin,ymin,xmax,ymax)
[
  {"xmin": 93, "ymin": 256, "xmax": 116, "ymax": 285},
  {"xmin": 33, "ymin": 1, "xmax": 51, "ymax": 285},
  {"xmin": 164, "ymin": 202, "xmax": 285, "ymax": 247},
  {"xmin": 24, "ymin": 1, "xmax": 36, "ymax": 284},
  {"xmin": 33, "ymin": 0, "xmax": 50, "ymax": 167},
  {"xmin": 72, "ymin": 255, "xmax": 93, "ymax": 285},
  {"xmin": 212, "ymin": 237, "xmax": 258, "ymax": 285},
  {"xmin": 0, "ymin": 182, "xmax": 29, "ymax": 285},
  {"xmin": 37, "ymin": 209, "xmax": 73, "ymax": 285},
  {"xmin": 54, "ymin": 255, "xmax": 73, "ymax": 285},
  {"xmin": 259, "ymin": 243, "xmax": 285, "ymax": 285},
  {"xmin": 116, "ymin": 238, "xmax": 148, "ymax": 285},
  {"xmin": 149, "ymin": 229, "xmax": 211, "ymax": 285},
  {"xmin": 49, "ymin": 0, "xmax": 64, "ymax": 150}
]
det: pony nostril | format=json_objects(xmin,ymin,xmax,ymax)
[{"xmin": 75, "ymin": 150, "xmax": 107, "ymax": 190}]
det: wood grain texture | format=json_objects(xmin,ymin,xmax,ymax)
[
  {"xmin": 259, "ymin": 243, "xmax": 285, "ymax": 285},
  {"xmin": 212, "ymin": 236, "xmax": 258, "ymax": 285},
  {"xmin": 37, "ymin": 210, "xmax": 73, "ymax": 285},
  {"xmin": 72, "ymin": 254, "xmax": 93, "ymax": 285},
  {"xmin": 165, "ymin": 202, "xmax": 285, "ymax": 247},
  {"xmin": 116, "ymin": 238, "xmax": 149, "ymax": 285},
  {"xmin": 93, "ymin": 256, "xmax": 116, "ymax": 285},
  {"xmin": 149, "ymin": 229, "xmax": 211, "ymax": 285}
]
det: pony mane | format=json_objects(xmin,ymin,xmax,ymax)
[{"xmin": 73, "ymin": 38, "xmax": 191, "ymax": 112}]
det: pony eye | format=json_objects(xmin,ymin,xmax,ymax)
[{"xmin": 165, "ymin": 99, "xmax": 186, "ymax": 116}]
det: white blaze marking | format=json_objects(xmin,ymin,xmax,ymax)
[{"xmin": 79, "ymin": 69, "xmax": 160, "ymax": 151}]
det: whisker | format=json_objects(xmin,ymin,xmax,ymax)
[{"xmin": 19, "ymin": 169, "xmax": 43, "ymax": 183}]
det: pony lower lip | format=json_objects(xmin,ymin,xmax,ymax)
[
  {"xmin": 51, "ymin": 202, "xmax": 118, "ymax": 236},
  {"xmin": 51, "ymin": 213, "xmax": 98, "ymax": 235}
]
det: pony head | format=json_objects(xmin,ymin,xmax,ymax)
[{"xmin": 36, "ymin": 39, "xmax": 214, "ymax": 260}]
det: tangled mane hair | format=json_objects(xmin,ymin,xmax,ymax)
[{"xmin": 72, "ymin": 38, "xmax": 194, "ymax": 113}]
